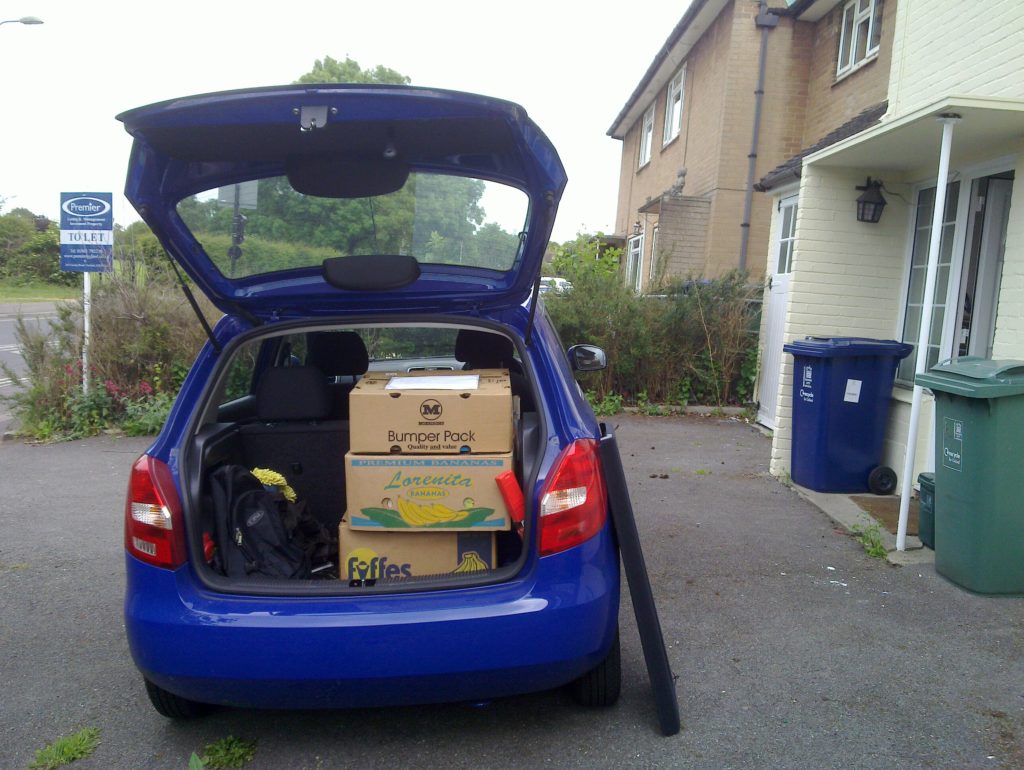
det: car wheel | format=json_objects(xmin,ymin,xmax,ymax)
[
  {"xmin": 569, "ymin": 629, "xmax": 621, "ymax": 707},
  {"xmin": 144, "ymin": 678, "xmax": 211, "ymax": 719}
]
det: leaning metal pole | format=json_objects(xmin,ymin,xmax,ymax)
[{"xmin": 896, "ymin": 114, "xmax": 960, "ymax": 551}]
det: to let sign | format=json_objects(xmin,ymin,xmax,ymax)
[{"xmin": 60, "ymin": 192, "xmax": 113, "ymax": 272}]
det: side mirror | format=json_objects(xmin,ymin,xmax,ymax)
[{"xmin": 567, "ymin": 344, "xmax": 607, "ymax": 372}]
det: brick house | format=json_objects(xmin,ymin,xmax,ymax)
[
  {"xmin": 607, "ymin": 0, "xmax": 896, "ymax": 298},
  {"xmin": 756, "ymin": 0, "xmax": 1024, "ymax": 497}
]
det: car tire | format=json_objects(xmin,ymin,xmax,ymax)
[
  {"xmin": 143, "ymin": 678, "xmax": 211, "ymax": 719},
  {"xmin": 569, "ymin": 629, "xmax": 621, "ymax": 707}
]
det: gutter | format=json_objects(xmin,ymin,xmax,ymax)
[{"xmin": 738, "ymin": 0, "xmax": 779, "ymax": 272}]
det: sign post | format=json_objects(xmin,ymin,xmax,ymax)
[{"xmin": 60, "ymin": 193, "xmax": 113, "ymax": 395}]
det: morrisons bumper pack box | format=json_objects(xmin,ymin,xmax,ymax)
[
  {"xmin": 349, "ymin": 369, "xmax": 512, "ymax": 454},
  {"xmin": 345, "ymin": 452, "xmax": 513, "ymax": 532},
  {"xmin": 339, "ymin": 522, "xmax": 496, "ymax": 581}
]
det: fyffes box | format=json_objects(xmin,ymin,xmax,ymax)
[
  {"xmin": 339, "ymin": 522, "xmax": 496, "ymax": 581},
  {"xmin": 349, "ymin": 369, "xmax": 512, "ymax": 454},
  {"xmin": 345, "ymin": 452, "xmax": 512, "ymax": 531}
]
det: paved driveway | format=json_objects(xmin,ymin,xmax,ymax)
[{"xmin": 1, "ymin": 415, "xmax": 1021, "ymax": 769}]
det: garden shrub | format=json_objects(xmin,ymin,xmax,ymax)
[
  {"xmin": 546, "ymin": 268, "xmax": 760, "ymax": 407},
  {"xmin": 3, "ymin": 269, "xmax": 215, "ymax": 439}
]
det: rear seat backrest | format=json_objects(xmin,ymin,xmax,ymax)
[
  {"xmin": 454, "ymin": 328, "xmax": 534, "ymax": 412},
  {"xmin": 239, "ymin": 365, "xmax": 348, "ymax": 528},
  {"xmin": 305, "ymin": 331, "xmax": 370, "ymax": 419}
]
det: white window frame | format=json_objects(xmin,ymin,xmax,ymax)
[
  {"xmin": 638, "ymin": 105, "xmax": 655, "ymax": 168},
  {"xmin": 896, "ymin": 181, "xmax": 963, "ymax": 385},
  {"xmin": 663, "ymin": 68, "xmax": 685, "ymax": 145},
  {"xmin": 626, "ymin": 233, "xmax": 644, "ymax": 293},
  {"xmin": 836, "ymin": 0, "xmax": 883, "ymax": 77},
  {"xmin": 649, "ymin": 225, "xmax": 659, "ymax": 284},
  {"xmin": 775, "ymin": 195, "xmax": 798, "ymax": 275},
  {"xmin": 895, "ymin": 157, "xmax": 1014, "ymax": 386}
]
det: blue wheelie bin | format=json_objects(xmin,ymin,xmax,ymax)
[{"xmin": 783, "ymin": 337, "xmax": 913, "ymax": 494}]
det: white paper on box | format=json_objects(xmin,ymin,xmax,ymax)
[
  {"xmin": 385, "ymin": 375, "xmax": 480, "ymax": 391},
  {"xmin": 843, "ymin": 379, "xmax": 862, "ymax": 403}
]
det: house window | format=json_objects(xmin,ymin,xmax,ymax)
[
  {"xmin": 626, "ymin": 233, "xmax": 644, "ymax": 293},
  {"xmin": 897, "ymin": 182, "xmax": 960, "ymax": 384},
  {"xmin": 663, "ymin": 69, "xmax": 684, "ymax": 145},
  {"xmin": 776, "ymin": 196, "xmax": 798, "ymax": 274},
  {"xmin": 638, "ymin": 105, "xmax": 654, "ymax": 168},
  {"xmin": 837, "ymin": 0, "xmax": 883, "ymax": 76}
]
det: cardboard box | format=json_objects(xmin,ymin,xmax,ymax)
[
  {"xmin": 345, "ymin": 452, "xmax": 513, "ymax": 531},
  {"xmin": 339, "ymin": 521, "xmax": 496, "ymax": 581},
  {"xmin": 349, "ymin": 369, "xmax": 512, "ymax": 454}
]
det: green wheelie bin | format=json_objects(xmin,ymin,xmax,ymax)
[{"xmin": 916, "ymin": 358, "xmax": 1024, "ymax": 594}]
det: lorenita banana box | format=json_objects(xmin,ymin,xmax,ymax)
[
  {"xmin": 349, "ymin": 369, "xmax": 512, "ymax": 454},
  {"xmin": 338, "ymin": 521, "xmax": 496, "ymax": 581},
  {"xmin": 345, "ymin": 452, "xmax": 512, "ymax": 532}
]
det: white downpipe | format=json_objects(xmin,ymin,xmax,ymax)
[{"xmin": 896, "ymin": 115, "xmax": 960, "ymax": 550}]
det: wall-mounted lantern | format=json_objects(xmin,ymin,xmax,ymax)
[{"xmin": 855, "ymin": 177, "xmax": 887, "ymax": 224}]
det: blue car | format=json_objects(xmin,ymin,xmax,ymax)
[{"xmin": 119, "ymin": 85, "xmax": 623, "ymax": 718}]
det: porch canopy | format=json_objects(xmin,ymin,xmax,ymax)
[
  {"xmin": 803, "ymin": 96, "xmax": 1024, "ymax": 550},
  {"xmin": 804, "ymin": 96, "xmax": 1024, "ymax": 175}
]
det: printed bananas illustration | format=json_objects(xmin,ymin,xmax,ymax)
[
  {"xmin": 396, "ymin": 498, "xmax": 471, "ymax": 526},
  {"xmin": 453, "ymin": 551, "xmax": 489, "ymax": 573}
]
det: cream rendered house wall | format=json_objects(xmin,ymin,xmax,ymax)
[
  {"xmin": 768, "ymin": 165, "xmax": 913, "ymax": 477},
  {"xmin": 886, "ymin": 0, "xmax": 1024, "ymax": 117}
]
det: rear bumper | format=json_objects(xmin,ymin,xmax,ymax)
[{"xmin": 125, "ymin": 530, "xmax": 619, "ymax": 709}]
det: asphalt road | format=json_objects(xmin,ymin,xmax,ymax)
[
  {"xmin": 0, "ymin": 302, "xmax": 59, "ymax": 436},
  {"xmin": 1, "ymin": 415, "xmax": 1022, "ymax": 769}
]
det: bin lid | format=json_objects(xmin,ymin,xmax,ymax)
[
  {"xmin": 783, "ymin": 336, "xmax": 914, "ymax": 359},
  {"xmin": 915, "ymin": 357, "xmax": 1024, "ymax": 398}
]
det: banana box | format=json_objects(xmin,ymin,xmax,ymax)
[
  {"xmin": 349, "ymin": 369, "xmax": 512, "ymax": 454},
  {"xmin": 345, "ymin": 451, "xmax": 512, "ymax": 531},
  {"xmin": 339, "ymin": 521, "xmax": 496, "ymax": 581}
]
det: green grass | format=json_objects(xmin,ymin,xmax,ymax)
[
  {"xmin": 0, "ymin": 279, "xmax": 79, "ymax": 302},
  {"xmin": 28, "ymin": 727, "xmax": 100, "ymax": 770},
  {"xmin": 851, "ymin": 523, "xmax": 889, "ymax": 559},
  {"xmin": 199, "ymin": 736, "xmax": 257, "ymax": 769}
]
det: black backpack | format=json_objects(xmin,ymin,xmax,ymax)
[{"xmin": 208, "ymin": 465, "xmax": 311, "ymax": 580}]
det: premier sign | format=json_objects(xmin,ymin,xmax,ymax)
[{"xmin": 59, "ymin": 192, "xmax": 113, "ymax": 272}]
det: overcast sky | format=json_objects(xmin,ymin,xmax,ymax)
[{"xmin": 0, "ymin": 1, "xmax": 687, "ymax": 242}]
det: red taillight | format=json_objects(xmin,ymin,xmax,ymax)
[
  {"xmin": 124, "ymin": 454, "xmax": 187, "ymax": 569},
  {"xmin": 538, "ymin": 439, "xmax": 608, "ymax": 556}
]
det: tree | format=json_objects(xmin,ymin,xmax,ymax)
[
  {"xmin": 172, "ymin": 57, "xmax": 521, "ymax": 276},
  {"xmin": 549, "ymin": 233, "xmax": 621, "ymax": 282},
  {"xmin": 295, "ymin": 55, "xmax": 410, "ymax": 86}
]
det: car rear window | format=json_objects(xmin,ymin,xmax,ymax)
[{"xmin": 176, "ymin": 172, "xmax": 528, "ymax": 279}]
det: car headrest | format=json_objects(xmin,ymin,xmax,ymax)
[
  {"xmin": 454, "ymin": 329, "xmax": 515, "ymax": 368},
  {"xmin": 255, "ymin": 366, "xmax": 331, "ymax": 421},
  {"xmin": 306, "ymin": 331, "xmax": 369, "ymax": 377}
]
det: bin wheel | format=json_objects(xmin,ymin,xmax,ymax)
[{"xmin": 868, "ymin": 466, "xmax": 897, "ymax": 496}]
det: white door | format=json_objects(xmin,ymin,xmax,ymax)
[{"xmin": 757, "ymin": 195, "xmax": 797, "ymax": 429}]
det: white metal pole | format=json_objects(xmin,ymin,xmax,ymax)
[
  {"xmin": 896, "ymin": 115, "xmax": 960, "ymax": 550},
  {"xmin": 82, "ymin": 270, "xmax": 91, "ymax": 396}
]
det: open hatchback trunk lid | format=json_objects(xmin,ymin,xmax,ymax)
[{"xmin": 118, "ymin": 85, "xmax": 567, "ymax": 319}]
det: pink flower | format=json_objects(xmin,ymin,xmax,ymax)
[{"xmin": 139, "ymin": 381, "xmax": 154, "ymax": 396}]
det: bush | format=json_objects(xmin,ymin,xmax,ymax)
[
  {"xmin": 2, "ymin": 269, "xmax": 214, "ymax": 439},
  {"xmin": 546, "ymin": 269, "xmax": 760, "ymax": 407}
]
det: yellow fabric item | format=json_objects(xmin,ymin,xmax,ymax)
[{"xmin": 251, "ymin": 467, "xmax": 297, "ymax": 503}]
